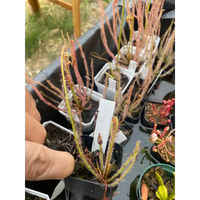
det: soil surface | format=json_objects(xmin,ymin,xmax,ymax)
[
  {"xmin": 99, "ymin": 69, "xmax": 129, "ymax": 91},
  {"xmin": 25, "ymin": 193, "xmax": 45, "ymax": 200},
  {"xmin": 44, "ymin": 123, "xmax": 75, "ymax": 153},
  {"xmin": 72, "ymin": 147, "xmax": 119, "ymax": 182},
  {"xmin": 140, "ymin": 166, "xmax": 175, "ymax": 200},
  {"xmin": 145, "ymin": 102, "xmax": 170, "ymax": 125}
]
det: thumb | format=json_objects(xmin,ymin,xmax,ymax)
[{"xmin": 25, "ymin": 141, "xmax": 75, "ymax": 180}]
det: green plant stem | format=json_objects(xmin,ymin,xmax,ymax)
[
  {"xmin": 116, "ymin": 0, "xmax": 125, "ymax": 70},
  {"xmin": 60, "ymin": 47, "xmax": 100, "ymax": 180},
  {"xmin": 66, "ymin": 75, "xmax": 81, "ymax": 108},
  {"xmin": 103, "ymin": 117, "xmax": 119, "ymax": 178},
  {"xmin": 99, "ymin": 144, "xmax": 104, "ymax": 175},
  {"xmin": 105, "ymin": 72, "xmax": 115, "ymax": 79},
  {"xmin": 108, "ymin": 63, "xmax": 115, "ymax": 77},
  {"xmin": 128, "ymin": 16, "xmax": 134, "ymax": 54},
  {"xmin": 144, "ymin": 0, "xmax": 151, "ymax": 30}
]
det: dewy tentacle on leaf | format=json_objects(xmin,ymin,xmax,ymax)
[{"xmin": 108, "ymin": 140, "xmax": 140, "ymax": 186}]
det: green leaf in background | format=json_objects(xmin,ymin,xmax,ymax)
[
  {"xmin": 155, "ymin": 172, "xmax": 168, "ymax": 200},
  {"xmin": 156, "ymin": 185, "xmax": 168, "ymax": 200}
]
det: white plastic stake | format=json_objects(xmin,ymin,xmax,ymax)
[
  {"xmin": 50, "ymin": 179, "xmax": 65, "ymax": 200},
  {"xmin": 91, "ymin": 99, "xmax": 116, "ymax": 153},
  {"xmin": 25, "ymin": 188, "xmax": 50, "ymax": 200},
  {"xmin": 129, "ymin": 60, "xmax": 137, "ymax": 73},
  {"xmin": 108, "ymin": 78, "xmax": 117, "ymax": 91},
  {"xmin": 114, "ymin": 131, "xmax": 127, "ymax": 144},
  {"xmin": 147, "ymin": 69, "xmax": 163, "ymax": 94},
  {"xmin": 139, "ymin": 66, "xmax": 149, "ymax": 80}
]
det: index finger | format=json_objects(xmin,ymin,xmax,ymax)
[
  {"xmin": 25, "ymin": 87, "xmax": 41, "ymax": 122},
  {"xmin": 25, "ymin": 87, "xmax": 36, "ymax": 107}
]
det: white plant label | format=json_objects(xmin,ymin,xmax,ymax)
[
  {"xmin": 108, "ymin": 78, "xmax": 116, "ymax": 91},
  {"xmin": 114, "ymin": 131, "xmax": 127, "ymax": 144},
  {"xmin": 92, "ymin": 99, "xmax": 116, "ymax": 153},
  {"xmin": 140, "ymin": 66, "xmax": 149, "ymax": 80},
  {"xmin": 129, "ymin": 60, "xmax": 137, "ymax": 73},
  {"xmin": 155, "ymin": 37, "xmax": 160, "ymax": 46},
  {"xmin": 138, "ymin": 63, "xmax": 145, "ymax": 74},
  {"xmin": 74, "ymin": 113, "xmax": 79, "ymax": 121}
]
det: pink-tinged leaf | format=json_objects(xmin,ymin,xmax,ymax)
[{"xmin": 141, "ymin": 183, "xmax": 148, "ymax": 200}]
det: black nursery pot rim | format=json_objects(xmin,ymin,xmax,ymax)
[
  {"xmin": 64, "ymin": 135, "xmax": 123, "ymax": 200},
  {"xmin": 65, "ymin": 175, "xmax": 118, "ymax": 200},
  {"xmin": 124, "ymin": 100, "xmax": 145, "ymax": 124}
]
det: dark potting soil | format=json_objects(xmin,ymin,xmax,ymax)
[
  {"xmin": 71, "ymin": 148, "xmax": 119, "ymax": 182},
  {"xmin": 25, "ymin": 193, "xmax": 46, "ymax": 200},
  {"xmin": 79, "ymin": 98, "xmax": 99, "ymax": 124},
  {"xmin": 44, "ymin": 123, "xmax": 75, "ymax": 153},
  {"xmin": 145, "ymin": 102, "xmax": 170, "ymax": 125},
  {"xmin": 119, "ymin": 122, "xmax": 133, "ymax": 138},
  {"xmin": 99, "ymin": 69, "xmax": 129, "ymax": 91},
  {"xmin": 140, "ymin": 167, "xmax": 175, "ymax": 200}
]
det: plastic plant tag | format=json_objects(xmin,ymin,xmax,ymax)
[
  {"xmin": 92, "ymin": 99, "xmax": 116, "ymax": 153},
  {"xmin": 139, "ymin": 66, "xmax": 149, "ymax": 80},
  {"xmin": 114, "ymin": 131, "xmax": 127, "ymax": 144},
  {"xmin": 25, "ymin": 188, "xmax": 50, "ymax": 200},
  {"xmin": 108, "ymin": 78, "xmax": 116, "ymax": 91},
  {"xmin": 74, "ymin": 113, "xmax": 79, "ymax": 121},
  {"xmin": 129, "ymin": 60, "xmax": 137, "ymax": 73},
  {"xmin": 146, "ymin": 36, "xmax": 153, "ymax": 50},
  {"xmin": 50, "ymin": 179, "xmax": 65, "ymax": 200}
]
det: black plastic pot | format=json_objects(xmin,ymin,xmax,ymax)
[
  {"xmin": 141, "ymin": 100, "xmax": 171, "ymax": 129},
  {"xmin": 64, "ymin": 135, "xmax": 123, "ymax": 200},
  {"xmin": 124, "ymin": 100, "xmax": 144, "ymax": 125},
  {"xmin": 170, "ymin": 112, "xmax": 178, "ymax": 136},
  {"xmin": 119, "ymin": 121, "xmax": 133, "ymax": 147}
]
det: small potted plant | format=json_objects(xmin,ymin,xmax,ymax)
[
  {"xmin": 26, "ymin": 33, "xmax": 104, "ymax": 131},
  {"xmin": 42, "ymin": 120, "xmax": 75, "ymax": 153},
  {"xmin": 115, "ymin": 75, "xmax": 151, "ymax": 124},
  {"xmin": 94, "ymin": 62, "xmax": 134, "ymax": 101},
  {"xmin": 142, "ymin": 98, "xmax": 175, "ymax": 129},
  {"xmin": 149, "ymin": 124, "xmax": 175, "ymax": 166},
  {"xmin": 58, "ymin": 33, "xmax": 105, "ymax": 131},
  {"xmin": 98, "ymin": 0, "xmax": 163, "ymax": 72},
  {"xmin": 26, "ymin": 31, "xmax": 141, "ymax": 200},
  {"xmin": 136, "ymin": 163, "xmax": 175, "ymax": 200}
]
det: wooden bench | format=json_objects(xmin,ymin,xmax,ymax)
[{"xmin": 27, "ymin": 0, "xmax": 81, "ymax": 37}]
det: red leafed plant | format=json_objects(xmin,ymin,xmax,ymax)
[
  {"xmin": 60, "ymin": 32, "xmax": 94, "ymax": 112},
  {"xmin": 150, "ymin": 124, "xmax": 175, "ymax": 163},
  {"xmin": 25, "ymin": 32, "xmax": 94, "ymax": 121},
  {"xmin": 145, "ymin": 98, "xmax": 175, "ymax": 125},
  {"xmin": 26, "ymin": 32, "xmax": 141, "ymax": 200}
]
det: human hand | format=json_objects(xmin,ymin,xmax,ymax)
[{"xmin": 25, "ymin": 88, "xmax": 75, "ymax": 180}]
